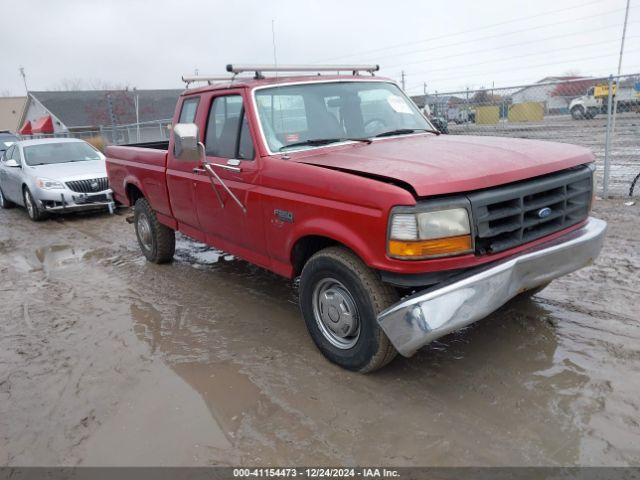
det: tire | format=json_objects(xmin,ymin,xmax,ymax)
[
  {"xmin": 299, "ymin": 246, "xmax": 399, "ymax": 373},
  {"xmin": 23, "ymin": 188, "xmax": 46, "ymax": 221},
  {"xmin": 133, "ymin": 197, "xmax": 175, "ymax": 263},
  {"xmin": 571, "ymin": 106, "xmax": 585, "ymax": 120},
  {"xmin": 0, "ymin": 187, "xmax": 14, "ymax": 209}
]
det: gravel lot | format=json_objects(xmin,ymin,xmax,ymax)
[{"xmin": 0, "ymin": 199, "xmax": 638, "ymax": 467}]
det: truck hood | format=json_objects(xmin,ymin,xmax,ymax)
[
  {"xmin": 294, "ymin": 134, "xmax": 594, "ymax": 197},
  {"xmin": 26, "ymin": 160, "xmax": 107, "ymax": 181}
]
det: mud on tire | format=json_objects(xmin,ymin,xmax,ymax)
[
  {"xmin": 299, "ymin": 246, "xmax": 399, "ymax": 373},
  {"xmin": 134, "ymin": 197, "xmax": 175, "ymax": 264}
]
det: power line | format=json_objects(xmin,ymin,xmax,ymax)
[
  {"xmin": 402, "ymin": 34, "xmax": 640, "ymax": 81},
  {"xmin": 382, "ymin": 7, "xmax": 637, "ymax": 69},
  {"xmin": 403, "ymin": 48, "xmax": 640, "ymax": 91},
  {"xmin": 322, "ymin": 0, "xmax": 608, "ymax": 61}
]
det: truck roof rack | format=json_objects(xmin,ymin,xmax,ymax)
[
  {"xmin": 226, "ymin": 64, "xmax": 379, "ymax": 79},
  {"xmin": 181, "ymin": 75, "xmax": 236, "ymax": 86}
]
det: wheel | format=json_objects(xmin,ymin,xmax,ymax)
[
  {"xmin": 134, "ymin": 197, "xmax": 175, "ymax": 263},
  {"xmin": 299, "ymin": 246, "xmax": 399, "ymax": 373},
  {"xmin": 0, "ymin": 187, "xmax": 14, "ymax": 209},
  {"xmin": 23, "ymin": 188, "xmax": 46, "ymax": 221},
  {"xmin": 571, "ymin": 106, "xmax": 585, "ymax": 120}
]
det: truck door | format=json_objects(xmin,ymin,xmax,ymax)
[
  {"xmin": 166, "ymin": 96, "xmax": 203, "ymax": 234},
  {"xmin": 193, "ymin": 91, "xmax": 266, "ymax": 262}
]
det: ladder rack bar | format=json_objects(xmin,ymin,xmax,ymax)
[
  {"xmin": 181, "ymin": 75, "xmax": 235, "ymax": 85},
  {"xmin": 225, "ymin": 64, "xmax": 379, "ymax": 76}
]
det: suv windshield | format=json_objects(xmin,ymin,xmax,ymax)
[
  {"xmin": 24, "ymin": 142, "xmax": 102, "ymax": 166},
  {"xmin": 254, "ymin": 81, "xmax": 433, "ymax": 152}
]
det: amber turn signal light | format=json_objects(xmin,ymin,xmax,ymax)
[{"xmin": 388, "ymin": 235, "xmax": 473, "ymax": 259}]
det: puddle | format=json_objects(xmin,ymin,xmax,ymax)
[
  {"xmin": 34, "ymin": 245, "xmax": 87, "ymax": 272},
  {"xmin": 175, "ymin": 233, "xmax": 235, "ymax": 266}
]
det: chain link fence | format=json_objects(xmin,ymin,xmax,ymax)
[
  {"xmin": 18, "ymin": 119, "xmax": 172, "ymax": 149},
  {"xmin": 413, "ymin": 73, "xmax": 640, "ymax": 196}
]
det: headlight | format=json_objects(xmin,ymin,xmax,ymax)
[
  {"xmin": 388, "ymin": 206, "xmax": 473, "ymax": 259},
  {"xmin": 36, "ymin": 178, "xmax": 65, "ymax": 190}
]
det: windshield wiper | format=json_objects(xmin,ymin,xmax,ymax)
[
  {"xmin": 374, "ymin": 128, "xmax": 439, "ymax": 137},
  {"xmin": 280, "ymin": 137, "xmax": 372, "ymax": 151}
]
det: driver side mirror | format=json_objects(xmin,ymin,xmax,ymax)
[
  {"xmin": 4, "ymin": 159, "xmax": 19, "ymax": 168},
  {"xmin": 173, "ymin": 123, "xmax": 203, "ymax": 162}
]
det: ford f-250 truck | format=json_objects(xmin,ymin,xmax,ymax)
[{"xmin": 105, "ymin": 64, "xmax": 607, "ymax": 372}]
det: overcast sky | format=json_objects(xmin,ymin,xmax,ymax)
[{"xmin": 1, "ymin": 0, "xmax": 637, "ymax": 96}]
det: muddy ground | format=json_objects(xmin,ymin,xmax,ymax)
[{"xmin": 0, "ymin": 199, "xmax": 638, "ymax": 467}]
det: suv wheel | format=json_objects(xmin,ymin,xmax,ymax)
[
  {"xmin": 299, "ymin": 246, "xmax": 399, "ymax": 373},
  {"xmin": 134, "ymin": 197, "xmax": 175, "ymax": 263},
  {"xmin": 23, "ymin": 188, "xmax": 45, "ymax": 221}
]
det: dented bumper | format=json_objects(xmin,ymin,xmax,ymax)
[{"xmin": 377, "ymin": 217, "xmax": 607, "ymax": 357}]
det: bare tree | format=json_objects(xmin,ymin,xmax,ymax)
[
  {"xmin": 87, "ymin": 79, "xmax": 131, "ymax": 91},
  {"xmin": 48, "ymin": 78, "xmax": 132, "ymax": 91},
  {"xmin": 49, "ymin": 78, "xmax": 86, "ymax": 91}
]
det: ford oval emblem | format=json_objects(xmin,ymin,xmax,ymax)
[{"xmin": 537, "ymin": 207, "xmax": 552, "ymax": 218}]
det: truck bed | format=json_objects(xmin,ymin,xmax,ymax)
[{"xmin": 105, "ymin": 144, "xmax": 173, "ymax": 220}]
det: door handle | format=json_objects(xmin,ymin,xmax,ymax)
[
  {"xmin": 211, "ymin": 162, "xmax": 242, "ymax": 173},
  {"xmin": 192, "ymin": 167, "xmax": 206, "ymax": 174}
]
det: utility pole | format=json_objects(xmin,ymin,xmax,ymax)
[
  {"xmin": 401, "ymin": 71, "xmax": 406, "ymax": 91},
  {"xmin": 602, "ymin": 0, "xmax": 630, "ymax": 198},
  {"xmin": 423, "ymin": 82, "xmax": 427, "ymax": 95},
  {"xmin": 133, "ymin": 87, "xmax": 140, "ymax": 142},
  {"xmin": 19, "ymin": 67, "xmax": 28, "ymax": 93}
]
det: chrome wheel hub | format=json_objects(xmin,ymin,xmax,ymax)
[
  {"xmin": 137, "ymin": 213, "xmax": 152, "ymax": 251},
  {"xmin": 25, "ymin": 192, "xmax": 34, "ymax": 217},
  {"xmin": 312, "ymin": 278, "xmax": 360, "ymax": 349}
]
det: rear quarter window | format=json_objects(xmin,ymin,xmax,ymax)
[{"xmin": 178, "ymin": 97, "xmax": 200, "ymax": 123}]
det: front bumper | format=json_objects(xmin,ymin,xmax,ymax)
[
  {"xmin": 377, "ymin": 217, "xmax": 607, "ymax": 357},
  {"xmin": 35, "ymin": 187, "xmax": 115, "ymax": 213}
]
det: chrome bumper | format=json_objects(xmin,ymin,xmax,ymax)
[{"xmin": 377, "ymin": 217, "xmax": 607, "ymax": 357}]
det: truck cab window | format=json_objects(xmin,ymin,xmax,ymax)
[
  {"xmin": 205, "ymin": 95, "xmax": 254, "ymax": 160},
  {"xmin": 178, "ymin": 97, "xmax": 200, "ymax": 123}
]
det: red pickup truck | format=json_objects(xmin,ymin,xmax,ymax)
[{"xmin": 106, "ymin": 65, "xmax": 606, "ymax": 372}]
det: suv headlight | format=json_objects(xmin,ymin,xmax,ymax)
[
  {"xmin": 36, "ymin": 178, "xmax": 65, "ymax": 190},
  {"xmin": 388, "ymin": 204, "xmax": 473, "ymax": 259}
]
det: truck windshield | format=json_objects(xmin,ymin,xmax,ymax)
[
  {"xmin": 254, "ymin": 81, "xmax": 433, "ymax": 152},
  {"xmin": 24, "ymin": 142, "xmax": 102, "ymax": 166}
]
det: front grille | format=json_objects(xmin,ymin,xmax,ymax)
[
  {"xmin": 468, "ymin": 165, "xmax": 592, "ymax": 254},
  {"xmin": 65, "ymin": 177, "xmax": 109, "ymax": 193}
]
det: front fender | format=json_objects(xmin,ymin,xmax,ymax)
[{"xmin": 288, "ymin": 215, "xmax": 384, "ymax": 270}]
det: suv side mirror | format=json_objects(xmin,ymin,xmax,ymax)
[
  {"xmin": 173, "ymin": 123, "xmax": 202, "ymax": 162},
  {"xmin": 4, "ymin": 159, "xmax": 19, "ymax": 168}
]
